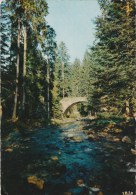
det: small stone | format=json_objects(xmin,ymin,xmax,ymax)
[
  {"xmin": 113, "ymin": 137, "xmax": 120, "ymax": 142},
  {"xmin": 131, "ymin": 148, "xmax": 136, "ymax": 155},
  {"xmin": 72, "ymin": 137, "xmax": 83, "ymax": 142},
  {"xmin": 114, "ymin": 129, "xmax": 122, "ymax": 133},
  {"xmin": 67, "ymin": 134, "xmax": 74, "ymax": 138},
  {"xmin": 58, "ymin": 151, "xmax": 61, "ymax": 155},
  {"xmin": 76, "ymin": 179, "xmax": 85, "ymax": 187},
  {"xmin": 5, "ymin": 148, "xmax": 13, "ymax": 152},
  {"xmin": 27, "ymin": 176, "xmax": 44, "ymax": 190},
  {"xmin": 51, "ymin": 156, "xmax": 58, "ymax": 161},
  {"xmin": 88, "ymin": 134, "xmax": 95, "ymax": 141},
  {"xmin": 89, "ymin": 187, "xmax": 100, "ymax": 192},
  {"xmin": 107, "ymin": 123, "xmax": 115, "ymax": 128},
  {"xmin": 36, "ymin": 179, "xmax": 44, "ymax": 190},
  {"xmin": 122, "ymin": 136, "xmax": 131, "ymax": 144},
  {"xmin": 98, "ymin": 132, "xmax": 108, "ymax": 137}
]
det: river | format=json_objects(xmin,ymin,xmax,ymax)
[{"xmin": 1, "ymin": 119, "xmax": 135, "ymax": 195}]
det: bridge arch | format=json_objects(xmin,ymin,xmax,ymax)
[{"xmin": 60, "ymin": 97, "xmax": 88, "ymax": 114}]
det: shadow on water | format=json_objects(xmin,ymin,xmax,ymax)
[{"xmin": 1, "ymin": 120, "xmax": 135, "ymax": 195}]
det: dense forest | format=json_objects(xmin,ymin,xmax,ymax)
[
  {"xmin": 1, "ymin": 0, "xmax": 136, "ymax": 131},
  {"xmin": 1, "ymin": 1, "xmax": 136, "ymax": 195}
]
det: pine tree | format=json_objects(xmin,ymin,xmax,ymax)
[
  {"xmin": 57, "ymin": 42, "xmax": 70, "ymax": 98},
  {"xmin": 70, "ymin": 58, "xmax": 81, "ymax": 97},
  {"xmin": 89, "ymin": 0, "xmax": 136, "ymax": 115}
]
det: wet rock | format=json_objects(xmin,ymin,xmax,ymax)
[
  {"xmin": 127, "ymin": 167, "xmax": 136, "ymax": 172},
  {"xmin": 114, "ymin": 128, "xmax": 122, "ymax": 134},
  {"xmin": 88, "ymin": 134, "xmax": 95, "ymax": 141},
  {"xmin": 89, "ymin": 187, "xmax": 100, "ymax": 192},
  {"xmin": 5, "ymin": 148, "xmax": 13, "ymax": 152},
  {"xmin": 112, "ymin": 137, "xmax": 120, "ymax": 142},
  {"xmin": 98, "ymin": 132, "xmax": 108, "ymax": 137},
  {"xmin": 76, "ymin": 179, "xmax": 85, "ymax": 187},
  {"xmin": 88, "ymin": 134, "xmax": 99, "ymax": 141},
  {"xmin": 51, "ymin": 156, "xmax": 59, "ymax": 161},
  {"xmin": 72, "ymin": 136, "xmax": 83, "ymax": 142},
  {"xmin": 67, "ymin": 133, "xmax": 75, "ymax": 138},
  {"xmin": 86, "ymin": 130, "xmax": 95, "ymax": 135},
  {"xmin": 107, "ymin": 123, "xmax": 115, "ymax": 129},
  {"xmin": 122, "ymin": 136, "xmax": 131, "ymax": 144},
  {"xmin": 131, "ymin": 148, "xmax": 136, "ymax": 155},
  {"xmin": 27, "ymin": 176, "xmax": 45, "ymax": 190}
]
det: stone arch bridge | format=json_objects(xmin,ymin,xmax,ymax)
[{"xmin": 60, "ymin": 97, "xmax": 88, "ymax": 114}]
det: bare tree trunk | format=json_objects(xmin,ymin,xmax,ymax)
[
  {"xmin": 47, "ymin": 63, "xmax": 50, "ymax": 120},
  {"xmin": 62, "ymin": 62, "xmax": 64, "ymax": 98},
  {"xmin": 12, "ymin": 18, "xmax": 21, "ymax": 121},
  {"xmin": 22, "ymin": 9, "xmax": 27, "ymax": 113},
  {"xmin": 22, "ymin": 25, "xmax": 27, "ymax": 111}
]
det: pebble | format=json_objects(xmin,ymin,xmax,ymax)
[
  {"xmin": 76, "ymin": 179, "xmax": 86, "ymax": 187},
  {"xmin": 51, "ymin": 156, "xmax": 58, "ymax": 161},
  {"xmin": 5, "ymin": 148, "xmax": 13, "ymax": 152},
  {"xmin": 89, "ymin": 187, "xmax": 100, "ymax": 192},
  {"xmin": 131, "ymin": 148, "xmax": 136, "ymax": 155},
  {"xmin": 122, "ymin": 136, "xmax": 131, "ymax": 144},
  {"xmin": 27, "ymin": 176, "xmax": 44, "ymax": 190}
]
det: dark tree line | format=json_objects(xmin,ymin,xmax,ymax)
[{"xmin": 1, "ymin": 0, "xmax": 56, "ymax": 125}]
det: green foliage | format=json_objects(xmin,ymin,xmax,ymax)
[
  {"xmin": 70, "ymin": 58, "xmax": 81, "ymax": 97},
  {"xmin": 87, "ymin": 0, "xmax": 136, "ymax": 115},
  {"xmin": 1, "ymin": 0, "xmax": 57, "ymax": 128}
]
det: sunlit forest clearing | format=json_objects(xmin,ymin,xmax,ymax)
[{"xmin": 1, "ymin": 0, "xmax": 136, "ymax": 195}]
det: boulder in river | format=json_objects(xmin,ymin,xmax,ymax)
[
  {"xmin": 122, "ymin": 136, "xmax": 131, "ymax": 144},
  {"xmin": 27, "ymin": 176, "xmax": 45, "ymax": 190},
  {"xmin": 131, "ymin": 148, "xmax": 136, "ymax": 155}
]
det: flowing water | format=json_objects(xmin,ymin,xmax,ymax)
[{"xmin": 2, "ymin": 120, "xmax": 135, "ymax": 195}]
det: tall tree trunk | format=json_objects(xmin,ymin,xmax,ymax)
[
  {"xmin": 22, "ymin": 9, "xmax": 27, "ymax": 113},
  {"xmin": 47, "ymin": 63, "xmax": 50, "ymax": 120},
  {"xmin": 12, "ymin": 18, "xmax": 21, "ymax": 121},
  {"xmin": 62, "ymin": 62, "xmax": 64, "ymax": 98}
]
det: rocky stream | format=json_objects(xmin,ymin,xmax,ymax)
[{"xmin": 1, "ymin": 118, "xmax": 136, "ymax": 195}]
